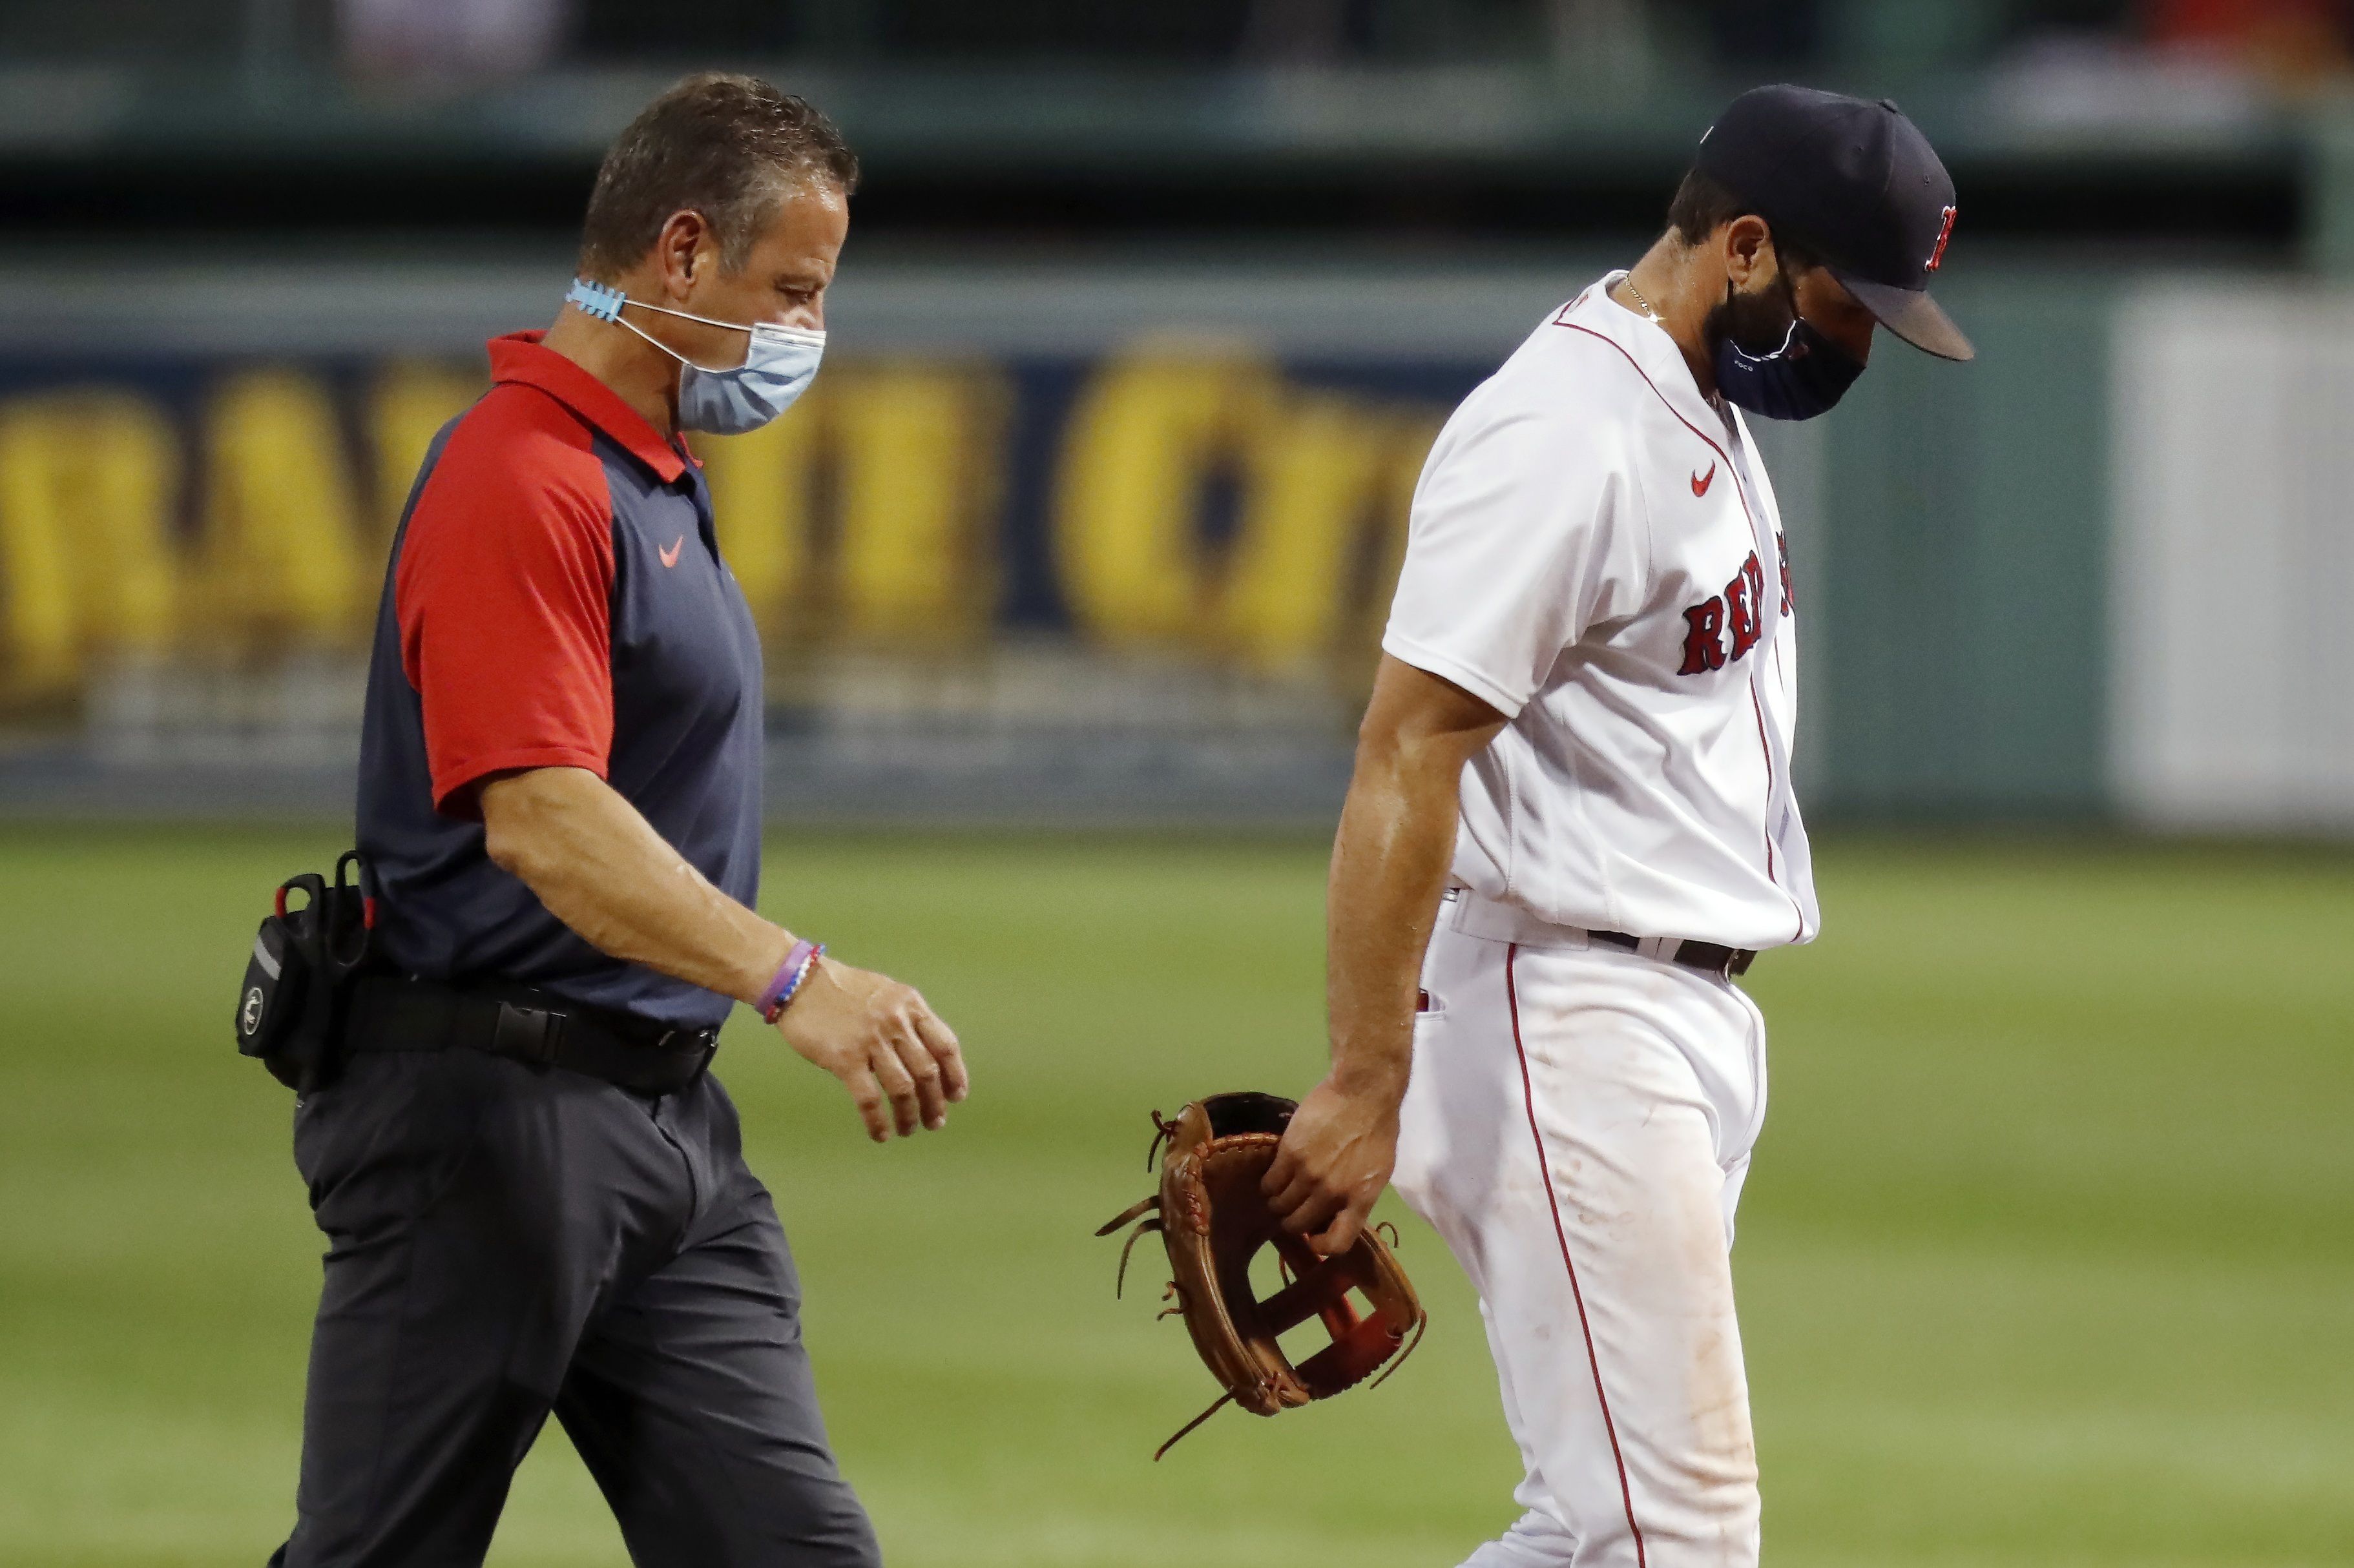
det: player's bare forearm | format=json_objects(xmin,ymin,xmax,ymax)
[
  {"xmin": 481, "ymin": 765, "xmax": 970, "ymax": 1140},
  {"xmin": 481, "ymin": 765, "xmax": 790, "ymax": 1002},
  {"xmin": 1326, "ymin": 661, "xmax": 1504, "ymax": 1095},
  {"xmin": 1268, "ymin": 655, "xmax": 1506, "ymax": 1250}
]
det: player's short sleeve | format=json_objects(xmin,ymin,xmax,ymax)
[
  {"xmin": 394, "ymin": 391, "xmax": 617, "ymax": 816},
  {"xmin": 1380, "ymin": 387, "xmax": 1647, "ymax": 719}
]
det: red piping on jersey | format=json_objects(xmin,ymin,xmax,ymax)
[
  {"xmin": 1747, "ymin": 679, "xmax": 1804, "ymax": 945},
  {"xmin": 1745, "ymin": 683, "xmax": 1777, "ymax": 887},
  {"xmin": 1506, "ymin": 942, "xmax": 1650, "ymax": 1568},
  {"xmin": 1555, "ymin": 315, "xmax": 1805, "ymax": 932}
]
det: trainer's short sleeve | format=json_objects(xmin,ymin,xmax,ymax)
[
  {"xmin": 395, "ymin": 392, "xmax": 617, "ymax": 815},
  {"xmin": 1381, "ymin": 392, "xmax": 1647, "ymax": 719}
]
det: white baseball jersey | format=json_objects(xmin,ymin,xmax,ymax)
[{"xmin": 1382, "ymin": 271, "xmax": 1819, "ymax": 950}]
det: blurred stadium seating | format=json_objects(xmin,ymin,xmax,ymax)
[{"xmin": 0, "ymin": 0, "xmax": 2348, "ymax": 829}]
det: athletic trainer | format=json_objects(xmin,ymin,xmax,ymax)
[
  {"xmin": 272, "ymin": 75, "xmax": 965, "ymax": 1567},
  {"xmin": 1264, "ymin": 87, "xmax": 1971, "ymax": 1566}
]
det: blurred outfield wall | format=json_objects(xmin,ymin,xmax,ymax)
[{"xmin": 0, "ymin": 255, "xmax": 2344, "ymax": 831}]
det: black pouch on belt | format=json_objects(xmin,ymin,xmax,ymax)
[{"xmin": 235, "ymin": 851, "xmax": 373, "ymax": 1092}]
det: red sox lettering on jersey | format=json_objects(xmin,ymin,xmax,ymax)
[{"xmin": 1678, "ymin": 542, "xmax": 1789, "ymax": 676}]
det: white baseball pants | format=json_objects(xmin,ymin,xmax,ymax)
[{"xmin": 1391, "ymin": 891, "xmax": 1769, "ymax": 1568}]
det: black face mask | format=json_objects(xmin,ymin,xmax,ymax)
[{"xmin": 1708, "ymin": 268, "xmax": 1864, "ymax": 421}]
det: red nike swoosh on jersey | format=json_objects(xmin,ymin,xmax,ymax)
[
  {"xmin": 660, "ymin": 534, "xmax": 684, "ymax": 568},
  {"xmin": 1691, "ymin": 461, "xmax": 1716, "ymax": 497}
]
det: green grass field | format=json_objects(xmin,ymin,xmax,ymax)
[{"xmin": 1, "ymin": 829, "xmax": 2349, "ymax": 1567}]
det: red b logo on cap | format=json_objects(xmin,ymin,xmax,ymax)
[{"xmin": 1926, "ymin": 204, "xmax": 1957, "ymax": 274}]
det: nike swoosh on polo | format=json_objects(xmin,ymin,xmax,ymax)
[
  {"xmin": 1691, "ymin": 462, "xmax": 1716, "ymax": 497},
  {"xmin": 660, "ymin": 534, "xmax": 684, "ymax": 568}
]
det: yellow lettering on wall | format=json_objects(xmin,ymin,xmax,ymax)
[
  {"xmin": 704, "ymin": 368, "xmax": 1001, "ymax": 650},
  {"xmin": 0, "ymin": 393, "xmax": 181, "ymax": 698},
  {"xmin": 196, "ymin": 369, "xmax": 368, "ymax": 648},
  {"xmin": 830, "ymin": 366, "xmax": 1001, "ymax": 645},
  {"xmin": 371, "ymin": 362, "xmax": 484, "ymax": 544},
  {"xmin": 1058, "ymin": 353, "xmax": 1441, "ymax": 671},
  {"xmin": 701, "ymin": 386, "xmax": 825, "ymax": 643},
  {"xmin": 1054, "ymin": 352, "xmax": 1279, "ymax": 646},
  {"xmin": 1355, "ymin": 413, "xmax": 1444, "ymax": 661},
  {"xmin": 1225, "ymin": 394, "xmax": 1410, "ymax": 673}
]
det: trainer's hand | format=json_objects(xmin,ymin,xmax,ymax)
[
  {"xmin": 1264, "ymin": 1073, "xmax": 1401, "ymax": 1255},
  {"xmin": 773, "ymin": 957, "xmax": 968, "ymax": 1142}
]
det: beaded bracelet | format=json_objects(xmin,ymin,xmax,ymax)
[{"xmin": 758, "ymin": 939, "xmax": 825, "ymax": 1024}]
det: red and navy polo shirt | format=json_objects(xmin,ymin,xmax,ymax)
[{"xmin": 357, "ymin": 331, "xmax": 764, "ymax": 1031}]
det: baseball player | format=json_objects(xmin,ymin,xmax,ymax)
[{"xmin": 1262, "ymin": 88, "xmax": 1972, "ymax": 1566}]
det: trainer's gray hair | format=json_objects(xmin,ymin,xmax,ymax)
[{"xmin": 578, "ymin": 73, "xmax": 859, "ymax": 279}]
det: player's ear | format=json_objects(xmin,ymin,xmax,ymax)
[{"xmin": 1722, "ymin": 215, "xmax": 1773, "ymax": 289}]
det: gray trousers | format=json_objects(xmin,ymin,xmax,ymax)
[{"xmin": 269, "ymin": 1040, "xmax": 877, "ymax": 1568}]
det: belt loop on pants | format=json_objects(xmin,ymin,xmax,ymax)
[{"xmin": 492, "ymin": 1002, "xmax": 565, "ymax": 1067}]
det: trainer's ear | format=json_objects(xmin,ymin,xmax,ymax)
[{"xmin": 651, "ymin": 209, "xmax": 718, "ymax": 301}]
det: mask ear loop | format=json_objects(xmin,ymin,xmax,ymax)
[
  {"xmin": 1770, "ymin": 251, "xmax": 1812, "ymax": 360},
  {"xmin": 1720, "ymin": 265, "xmax": 1804, "ymax": 369},
  {"xmin": 564, "ymin": 278, "xmax": 765, "ymax": 375}
]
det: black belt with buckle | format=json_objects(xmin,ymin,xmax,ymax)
[
  {"xmin": 1588, "ymin": 929, "xmax": 1757, "ymax": 978},
  {"xmin": 343, "ymin": 974, "xmax": 719, "ymax": 1096}
]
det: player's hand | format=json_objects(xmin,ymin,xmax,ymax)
[
  {"xmin": 772, "ymin": 957, "xmax": 968, "ymax": 1142},
  {"xmin": 1263, "ymin": 1071, "xmax": 1402, "ymax": 1255}
]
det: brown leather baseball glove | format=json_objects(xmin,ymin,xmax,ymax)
[{"xmin": 1096, "ymin": 1091, "xmax": 1426, "ymax": 1458}]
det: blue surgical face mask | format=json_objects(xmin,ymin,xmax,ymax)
[
  {"xmin": 566, "ymin": 278, "xmax": 825, "ymax": 436},
  {"xmin": 1711, "ymin": 274, "xmax": 1863, "ymax": 422}
]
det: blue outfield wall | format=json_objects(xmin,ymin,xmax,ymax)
[
  {"xmin": 1804, "ymin": 267, "xmax": 2116, "ymax": 821},
  {"xmin": 0, "ymin": 254, "xmax": 2298, "ymax": 829}
]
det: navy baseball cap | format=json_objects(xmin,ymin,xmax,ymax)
[{"xmin": 1694, "ymin": 85, "xmax": 1973, "ymax": 362}]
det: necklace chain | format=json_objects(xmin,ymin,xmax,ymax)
[
  {"xmin": 1620, "ymin": 274, "xmax": 1662, "ymax": 323},
  {"xmin": 1620, "ymin": 273, "xmax": 1727, "ymax": 413}
]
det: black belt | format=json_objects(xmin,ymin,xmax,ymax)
[
  {"xmin": 344, "ymin": 974, "xmax": 719, "ymax": 1097},
  {"xmin": 1588, "ymin": 929, "xmax": 1756, "ymax": 978}
]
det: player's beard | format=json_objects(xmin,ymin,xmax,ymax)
[{"xmin": 1704, "ymin": 267, "xmax": 1800, "ymax": 360}]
